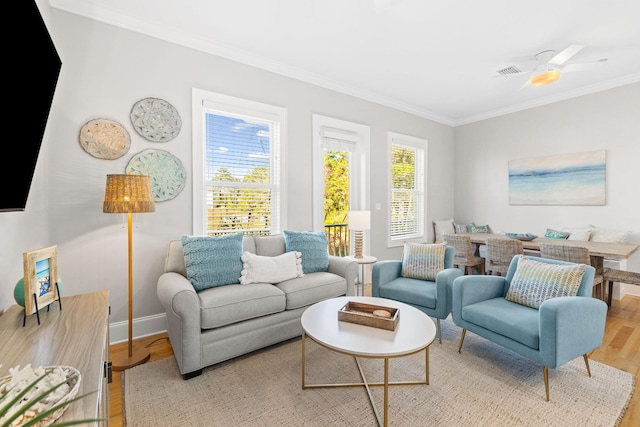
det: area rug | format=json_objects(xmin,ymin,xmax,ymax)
[{"xmin": 123, "ymin": 318, "xmax": 633, "ymax": 426}]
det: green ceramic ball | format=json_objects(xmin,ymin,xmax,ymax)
[{"xmin": 14, "ymin": 277, "xmax": 62, "ymax": 307}]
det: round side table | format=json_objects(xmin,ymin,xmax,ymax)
[{"xmin": 344, "ymin": 255, "xmax": 377, "ymax": 296}]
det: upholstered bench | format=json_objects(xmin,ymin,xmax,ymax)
[{"xmin": 602, "ymin": 268, "xmax": 640, "ymax": 307}]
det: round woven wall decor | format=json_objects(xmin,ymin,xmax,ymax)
[
  {"xmin": 130, "ymin": 97, "xmax": 182, "ymax": 142},
  {"xmin": 79, "ymin": 118, "xmax": 131, "ymax": 159},
  {"xmin": 126, "ymin": 149, "xmax": 186, "ymax": 202}
]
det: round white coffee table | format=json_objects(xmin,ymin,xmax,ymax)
[{"xmin": 301, "ymin": 296, "xmax": 436, "ymax": 427}]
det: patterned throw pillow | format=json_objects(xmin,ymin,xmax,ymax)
[
  {"xmin": 469, "ymin": 224, "xmax": 490, "ymax": 233},
  {"xmin": 401, "ymin": 242, "xmax": 446, "ymax": 281},
  {"xmin": 454, "ymin": 222, "xmax": 474, "ymax": 233},
  {"xmin": 240, "ymin": 251, "xmax": 303, "ymax": 284},
  {"xmin": 545, "ymin": 228, "xmax": 570, "ymax": 239},
  {"xmin": 283, "ymin": 230, "xmax": 329, "ymax": 274},
  {"xmin": 181, "ymin": 233, "xmax": 244, "ymax": 291},
  {"xmin": 505, "ymin": 256, "xmax": 586, "ymax": 309}
]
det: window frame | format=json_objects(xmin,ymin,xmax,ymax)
[
  {"xmin": 191, "ymin": 88, "xmax": 287, "ymax": 236},
  {"xmin": 387, "ymin": 131, "xmax": 427, "ymax": 247}
]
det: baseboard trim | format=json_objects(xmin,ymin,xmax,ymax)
[{"xmin": 109, "ymin": 312, "xmax": 167, "ymax": 345}]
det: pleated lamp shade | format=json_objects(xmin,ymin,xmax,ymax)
[{"xmin": 103, "ymin": 174, "xmax": 155, "ymax": 213}]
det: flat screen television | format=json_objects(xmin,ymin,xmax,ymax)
[{"xmin": 2, "ymin": 0, "xmax": 62, "ymax": 212}]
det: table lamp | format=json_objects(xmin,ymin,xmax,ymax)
[
  {"xmin": 103, "ymin": 174, "xmax": 155, "ymax": 371},
  {"xmin": 348, "ymin": 210, "xmax": 370, "ymax": 259}
]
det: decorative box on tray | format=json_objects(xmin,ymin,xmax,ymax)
[{"xmin": 338, "ymin": 301, "xmax": 400, "ymax": 331}]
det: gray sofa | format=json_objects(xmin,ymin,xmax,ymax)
[{"xmin": 157, "ymin": 234, "xmax": 358, "ymax": 379}]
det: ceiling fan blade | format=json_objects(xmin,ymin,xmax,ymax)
[
  {"xmin": 561, "ymin": 58, "xmax": 608, "ymax": 73},
  {"xmin": 549, "ymin": 44, "xmax": 584, "ymax": 65}
]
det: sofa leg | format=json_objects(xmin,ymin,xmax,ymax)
[
  {"xmin": 437, "ymin": 318, "xmax": 442, "ymax": 344},
  {"xmin": 182, "ymin": 369, "xmax": 203, "ymax": 380},
  {"xmin": 457, "ymin": 329, "xmax": 466, "ymax": 353},
  {"xmin": 543, "ymin": 366, "xmax": 550, "ymax": 401},
  {"xmin": 583, "ymin": 354, "xmax": 592, "ymax": 377}
]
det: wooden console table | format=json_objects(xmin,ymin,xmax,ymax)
[{"xmin": 0, "ymin": 290, "xmax": 110, "ymax": 425}]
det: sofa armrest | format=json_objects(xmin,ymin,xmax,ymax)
[
  {"xmin": 327, "ymin": 256, "xmax": 359, "ymax": 296},
  {"xmin": 371, "ymin": 260, "xmax": 402, "ymax": 297},
  {"xmin": 157, "ymin": 272, "xmax": 203, "ymax": 375},
  {"xmin": 452, "ymin": 275, "xmax": 507, "ymax": 321},
  {"xmin": 539, "ymin": 296, "xmax": 607, "ymax": 368},
  {"xmin": 435, "ymin": 268, "xmax": 464, "ymax": 315}
]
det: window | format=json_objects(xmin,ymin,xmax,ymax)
[
  {"xmin": 312, "ymin": 115, "xmax": 369, "ymax": 255},
  {"xmin": 192, "ymin": 89, "xmax": 287, "ymax": 236},
  {"xmin": 388, "ymin": 132, "xmax": 426, "ymax": 246}
]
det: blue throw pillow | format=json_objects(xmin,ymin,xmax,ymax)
[
  {"xmin": 283, "ymin": 230, "xmax": 329, "ymax": 274},
  {"xmin": 181, "ymin": 233, "xmax": 244, "ymax": 291},
  {"xmin": 545, "ymin": 228, "xmax": 570, "ymax": 239}
]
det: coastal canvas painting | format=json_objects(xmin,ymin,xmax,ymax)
[{"xmin": 509, "ymin": 150, "xmax": 606, "ymax": 205}]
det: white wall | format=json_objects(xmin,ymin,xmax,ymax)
[
  {"xmin": 1, "ymin": 2, "xmax": 453, "ymax": 341},
  {"xmin": 454, "ymin": 83, "xmax": 640, "ymax": 297}
]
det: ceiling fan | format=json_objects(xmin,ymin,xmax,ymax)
[{"xmin": 497, "ymin": 45, "xmax": 608, "ymax": 87}]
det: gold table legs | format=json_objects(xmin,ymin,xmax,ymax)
[{"xmin": 301, "ymin": 331, "xmax": 430, "ymax": 427}]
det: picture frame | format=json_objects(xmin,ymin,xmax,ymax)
[{"xmin": 23, "ymin": 245, "xmax": 59, "ymax": 316}]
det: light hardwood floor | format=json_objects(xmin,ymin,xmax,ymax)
[{"xmin": 109, "ymin": 294, "xmax": 640, "ymax": 427}]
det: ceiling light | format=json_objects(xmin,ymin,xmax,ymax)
[{"xmin": 530, "ymin": 64, "xmax": 561, "ymax": 86}]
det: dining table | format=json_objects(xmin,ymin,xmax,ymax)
[{"xmin": 455, "ymin": 232, "xmax": 639, "ymax": 275}]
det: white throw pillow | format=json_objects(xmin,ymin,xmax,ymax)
[
  {"xmin": 240, "ymin": 251, "xmax": 304, "ymax": 284},
  {"xmin": 433, "ymin": 219, "xmax": 455, "ymax": 243},
  {"xmin": 563, "ymin": 225, "xmax": 593, "ymax": 241},
  {"xmin": 590, "ymin": 228, "xmax": 632, "ymax": 244}
]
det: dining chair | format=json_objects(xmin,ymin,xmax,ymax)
[
  {"xmin": 539, "ymin": 243, "xmax": 604, "ymax": 300},
  {"xmin": 443, "ymin": 234, "xmax": 485, "ymax": 275},
  {"xmin": 485, "ymin": 237, "xmax": 524, "ymax": 276}
]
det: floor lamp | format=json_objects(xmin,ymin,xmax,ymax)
[
  {"xmin": 348, "ymin": 210, "xmax": 370, "ymax": 259},
  {"xmin": 103, "ymin": 174, "xmax": 155, "ymax": 371}
]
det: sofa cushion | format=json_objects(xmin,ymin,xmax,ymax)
[
  {"xmin": 283, "ymin": 230, "xmax": 329, "ymax": 274},
  {"xmin": 253, "ymin": 234, "xmax": 286, "ymax": 256},
  {"xmin": 401, "ymin": 242, "xmax": 446, "ymax": 281},
  {"xmin": 240, "ymin": 251, "xmax": 303, "ymax": 285},
  {"xmin": 199, "ymin": 283, "xmax": 286, "ymax": 329},
  {"xmin": 378, "ymin": 277, "xmax": 437, "ymax": 309},
  {"xmin": 275, "ymin": 272, "xmax": 346, "ymax": 310},
  {"xmin": 506, "ymin": 256, "xmax": 586, "ymax": 309},
  {"xmin": 181, "ymin": 233, "xmax": 244, "ymax": 291},
  {"xmin": 461, "ymin": 298, "xmax": 540, "ymax": 349}
]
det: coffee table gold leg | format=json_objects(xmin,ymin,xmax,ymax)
[
  {"xmin": 384, "ymin": 357, "xmax": 389, "ymax": 427},
  {"xmin": 426, "ymin": 346, "xmax": 429, "ymax": 385},
  {"xmin": 301, "ymin": 331, "xmax": 306, "ymax": 389}
]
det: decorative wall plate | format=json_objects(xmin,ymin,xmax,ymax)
[
  {"xmin": 79, "ymin": 119, "xmax": 130, "ymax": 159},
  {"xmin": 126, "ymin": 149, "xmax": 186, "ymax": 201},
  {"xmin": 130, "ymin": 97, "xmax": 182, "ymax": 142}
]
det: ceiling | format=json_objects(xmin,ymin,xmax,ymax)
[{"xmin": 51, "ymin": 0, "xmax": 640, "ymax": 126}]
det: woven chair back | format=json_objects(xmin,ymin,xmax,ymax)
[
  {"xmin": 539, "ymin": 243, "xmax": 590, "ymax": 264},
  {"xmin": 443, "ymin": 234, "xmax": 475, "ymax": 263},
  {"xmin": 486, "ymin": 237, "xmax": 523, "ymax": 275}
]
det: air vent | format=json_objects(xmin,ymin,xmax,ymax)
[{"xmin": 497, "ymin": 66, "xmax": 522, "ymax": 75}]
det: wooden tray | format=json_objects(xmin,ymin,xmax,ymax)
[{"xmin": 338, "ymin": 301, "xmax": 399, "ymax": 331}]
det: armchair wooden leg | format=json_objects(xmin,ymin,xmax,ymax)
[
  {"xmin": 583, "ymin": 354, "xmax": 592, "ymax": 378},
  {"xmin": 543, "ymin": 366, "xmax": 550, "ymax": 402},
  {"xmin": 457, "ymin": 329, "xmax": 466, "ymax": 353},
  {"xmin": 437, "ymin": 318, "xmax": 442, "ymax": 344}
]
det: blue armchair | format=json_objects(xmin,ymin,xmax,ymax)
[
  {"xmin": 452, "ymin": 254, "xmax": 607, "ymax": 401},
  {"xmin": 372, "ymin": 246, "xmax": 463, "ymax": 343}
]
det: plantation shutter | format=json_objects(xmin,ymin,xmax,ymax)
[
  {"xmin": 203, "ymin": 104, "xmax": 281, "ymax": 236},
  {"xmin": 390, "ymin": 139, "xmax": 425, "ymax": 239}
]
